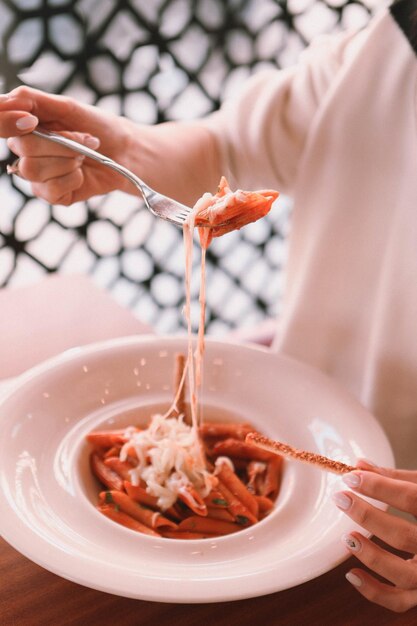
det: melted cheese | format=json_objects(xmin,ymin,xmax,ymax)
[{"xmin": 117, "ymin": 185, "xmax": 249, "ymax": 511}]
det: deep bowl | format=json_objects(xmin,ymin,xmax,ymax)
[{"xmin": 0, "ymin": 335, "xmax": 394, "ymax": 602}]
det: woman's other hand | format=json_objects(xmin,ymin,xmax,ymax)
[{"xmin": 333, "ymin": 462, "xmax": 417, "ymax": 613}]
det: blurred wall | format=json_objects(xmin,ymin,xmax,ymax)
[{"xmin": 0, "ymin": 0, "xmax": 381, "ymax": 334}]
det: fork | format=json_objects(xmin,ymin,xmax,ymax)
[{"xmin": 32, "ymin": 128, "xmax": 194, "ymax": 227}]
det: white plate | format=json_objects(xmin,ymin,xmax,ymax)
[{"xmin": 0, "ymin": 336, "xmax": 394, "ymax": 603}]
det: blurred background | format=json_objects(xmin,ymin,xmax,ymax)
[{"xmin": 0, "ymin": 0, "xmax": 384, "ymax": 335}]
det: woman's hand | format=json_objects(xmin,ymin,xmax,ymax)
[
  {"xmin": 0, "ymin": 86, "xmax": 136, "ymax": 204},
  {"xmin": 0, "ymin": 86, "xmax": 222, "ymax": 208},
  {"xmin": 333, "ymin": 461, "xmax": 417, "ymax": 613}
]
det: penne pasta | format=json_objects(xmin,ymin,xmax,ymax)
[
  {"xmin": 87, "ymin": 429, "xmax": 134, "ymax": 448},
  {"xmin": 161, "ymin": 530, "xmax": 216, "ymax": 540},
  {"xmin": 98, "ymin": 504, "xmax": 161, "ymax": 537},
  {"xmin": 199, "ymin": 422, "xmax": 253, "ymax": 440},
  {"xmin": 88, "ymin": 416, "xmax": 285, "ymax": 538},
  {"xmin": 206, "ymin": 507, "xmax": 235, "ymax": 522},
  {"xmin": 124, "ymin": 481, "xmax": 159, "ymax": 508},
  {"xmin": 217, "ymin": 480, "xmax": 258, "ymax": 526},
  {"xmin": 203, "ymin": 489, "xmax": 230, "ymax": 508},
  {"xmin": 90, "ymin": 452, "xmax": 124, "ymax": 492},
  {"xmin": 255, "ymin": 495, "xmax": 275, "ymax": 516},
  {"xmin": 215, "ymin": 461, "xmax": 259, "ymax": 518},
  {"xmin": 262, "ymin": 456, "xmax": 283, "ymax": 499},
  {"xmin": 212, "ymin": 438, "xmax": 275, "ymax": 462},
  {"xmin": 178, "ymin": 515, "xmax": 242, "ymax": 535},
  {"xmin": 100, "ymin": 491, "xmax": 178, "ymax": 530},
  {"xmin": 104, "ymin": 457, "xmax": 135, "ymax": 481},
  {"xmin": 177, "ymin": 485, "xmax": 208, "ymax": 517}
]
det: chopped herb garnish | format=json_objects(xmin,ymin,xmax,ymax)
[
  {"xmin": 212, "ymin": 498, "xmax": 228, "ymax": 506},
  {"xmin": 236, "ymin": 515, "xmax": 249, "ymax": 526},
  {"xmin": 105, "ymin": 491, "xmax": 114, "ymax": 504}
]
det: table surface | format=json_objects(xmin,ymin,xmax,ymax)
[{"xmin": 0, "ymin": 274, "xmax": 415, "ymax": 626}]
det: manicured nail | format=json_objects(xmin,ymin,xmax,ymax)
[
  {"xmin": 357, "ymin": 458, "xmax": 377, "ymax": 468},
  {"xmin": 343, "ymin": 472, "xmax": 361, "ymax": 488},
  {"xmin": 0, "ymin": 94, "xmax": 10, "ymax": 102},
  {"xmin": 84, "ymin": 135, "xmax": 100, "ymax": 149},
  {"xmin": 342, "ymin": 534, "xmax": 361, "ymax": 552},
  {"xmin": 346, "ymin": 571, "xmax": 362, "ymax": 587},
  {"xmin": 332, "ymin": 492, "xmax": 352, "ymax": 511},
  {"xmin": 16, "ymin": 115, "xmax": 38, "ymax": 130}
]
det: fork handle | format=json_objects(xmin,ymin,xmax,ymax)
[{"xmin": 31, "ymin": 128, "xmax": 152, "ymax": 197}]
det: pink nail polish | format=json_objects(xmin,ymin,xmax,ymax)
[
  {"xmin": 346, "ymin": 571, "xmax": 362, "ymax": 587},
  {"xmin": 332, "ymin": 492, "xmax": 352, "ymax": 511},
  {"xmin": 16, "ymin": 116, "xmax": 38, "ymax": 130},
  {"xmin": 343, "ymin": 472, "xmax": 361, "ymax": 488},
  {"xmin": 84, "ymin": 136, "xmax": 100, "ymax": 149}
]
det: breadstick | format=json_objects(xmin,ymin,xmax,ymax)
[{"xmin": 245, "ymin": 432, "xmax": 355, "ymax": 475}]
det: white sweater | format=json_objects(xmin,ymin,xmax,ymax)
[{"xmin": 206, "ymin": 4, "xmax": 417, "ymax": 468}]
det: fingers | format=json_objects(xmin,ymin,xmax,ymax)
[
  {"xmin": 336, "ymin": 469, "xmax": 417, "ymax": 612},
  {"xmin": 0, "ymin": 86, "xmax": 73, "ymax": 138},
  {"xmin": 0, "ymin": 87, "xmax": 103, "ymax": 144},
  {"xmin": 343, "ymin": 470, "xmax": 417, "ymax": 516},
  {"xmin": 342, "ymin": 532, "xmax": 417, "ymax": 589},
  {"xmin": 356, "ymin": 460, "xmax": 417, "ymax": 485},
  {"xmin": 333, "ymin": 490, "xmax": 417, "ymax": 553},
  {"xmin": 31, "ymin": 168, "xmax": 84, "ymax": 205},
  {"xmin": 15, "ymin": 156, "xmax": 85, "ymax": 182},
  {"xmin": 6, "ymin": 129, "xmax": 98, "ymax": 205},
  {"xmin": 0, "ymin": 110, "xmax": 38, "ymax": 137},
  {"xmin": 345, "ymin": 567, "xmax": 417, "ymax": 613},
  {"xmin": 7, "ymin": 131, "xmax": 100, "ymax": 159},
  {"xmin": 7, "ymin": 85, "xmax": 77, "ymax": 120},
  {"xmin": 0, "ymin": 86, "xmax": 77, "ymax": 124}
]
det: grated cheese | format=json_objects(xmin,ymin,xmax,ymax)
[{"xmin": 119, "ymin": 414, "xmax": 213, "ymax": 510}]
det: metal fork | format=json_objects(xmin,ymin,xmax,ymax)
[{"xmin": 32, "ymin": 128, "xmax": 193, "ymax": 227}]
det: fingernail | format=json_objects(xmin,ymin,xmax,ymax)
[
  {"xmin": 16, "ymin": 115, "xmax": 38, "ymax": 130},
  {"xmin": 346, "ymin": 571, "xmax": 362, "ymax": 587},
  {"xmin": 84, "ymin": 135, "xmax": 100, "ymax": 149},
  {"xmin": 332, "ymin": 492, "xmax": 352, "ymax": 511},
  {"xmin": 0, "ymin": 94, "xmax": 10, "ymax": 103},
  {"xmin": 76, "ymin": 155, "xmax": 85, "ymax": 163},
  {"xmin": 343, "ymin": 472, "xmax": 361, "ymax": 488},
  {"xmin": 357, "ymin": 458, "xmax": 377, "ymax": 469},
  {"xmin": 342, "ymin": 533, "xmax": 361, "ymax": 552}
]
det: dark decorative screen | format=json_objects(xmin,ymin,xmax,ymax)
[{"xmin": 0, "ymin": 0, "xmax": 378, "ymax": 334}]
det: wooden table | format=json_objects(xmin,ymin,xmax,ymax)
[{"xmin": 0, "ymin": 275, "xmax": 415, "ymax": 626}]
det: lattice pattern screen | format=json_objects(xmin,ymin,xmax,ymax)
[{"xmin": 0, "ymin": 0, "xmax": 378, "ymax": 334}]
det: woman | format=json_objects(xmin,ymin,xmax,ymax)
[{"xmin": 0, "ymin": 0, "xmax": 416, "ymax": 612}]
